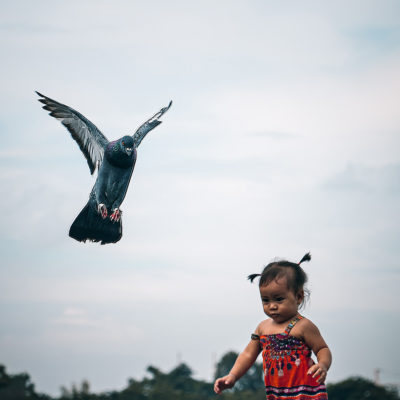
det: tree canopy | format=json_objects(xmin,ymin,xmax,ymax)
[
  {"xmin": 327, "ymin": 376, "xmax": 399, "ymax": 400},
  {"xmin": 0, "ymin": 358, "xmax": 398, "ymax": 400}
]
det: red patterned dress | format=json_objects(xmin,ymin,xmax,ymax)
[{"xmin": 252, "ymin": 315, "xmax": 328, "ymax": 400}]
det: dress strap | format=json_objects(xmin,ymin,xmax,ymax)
[
  {"xmin": 251, "ymin": 333, "xmax": 260, "ymax": 340},
  {"xmin": 284, "ymin": 315, "xmax": 303, "ymax": 334}
]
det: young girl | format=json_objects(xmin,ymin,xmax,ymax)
[{"xmin": 214, "ymin": 253, "xmax": 332, "ymax": 399}]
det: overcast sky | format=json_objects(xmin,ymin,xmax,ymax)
[{"xmin": 1, "ymin": 0, "xmax": 400, "ymax": 396}]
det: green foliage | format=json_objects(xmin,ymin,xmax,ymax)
[
  {"xmin": 327, "ymin": 376, "xmax": 400, "ymax": 400},
  {"xmin": 0, "ymin": 364, "xmax": 51, "ymax": 400},
  {"xmin": 59, "ymin": 379, "xmax": 96, "ymax": 400},
  {"xmin": 133, "ymin": 363, "xmax": 214, "ymax": 400},
  {"xmin": 1, "ymin": 358, "xmax": 399, "ymax": 400}
]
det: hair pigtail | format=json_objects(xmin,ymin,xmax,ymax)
[
  {"xmin": 247, "ymin": 273, "xmax": 261, "ymax": 283},
  {"xmin": 298, "ymin": 252, "xmax": 311, "ymax": 265}
]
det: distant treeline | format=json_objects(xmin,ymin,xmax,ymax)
[{"xmin": 1, "ymin": 351, "xmax": 399, "ymax": 400}]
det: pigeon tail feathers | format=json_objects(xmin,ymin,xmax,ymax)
[{"xmin": 69, "ymin": 201, "xmax": 122, "ymax": 244}]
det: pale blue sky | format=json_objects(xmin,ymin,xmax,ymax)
[{"xmin": 1, "ymin": 0, "xmax": 400, "ymax": 396}]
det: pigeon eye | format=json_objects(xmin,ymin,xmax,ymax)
[{"xmin": 122, "ymin": 141, "xmax": 125, "ymax": 146}]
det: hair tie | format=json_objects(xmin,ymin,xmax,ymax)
[
  {"xmin": 247, "ymin": 273, "xmax": 261, "ymax": 283},
  {"xmin": 298, "ymin": 252, "xmax": 311, "ymax": 265}
]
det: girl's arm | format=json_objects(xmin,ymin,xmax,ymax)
[
  {"xmin": 302, "ymin": 320, "xmax": 332, "ymax": 384},
  {"xmin": 214, "ymin": 338, "xmax": 261, "ymax": 394}
]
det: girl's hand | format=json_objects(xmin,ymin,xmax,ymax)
[
  {"xmin": 214, "ymin": 373, "xmax": 236, "ymax": 394},
  {"xmin": 307, "ymin": 363, "xmax": 328, "ymax": 384}
]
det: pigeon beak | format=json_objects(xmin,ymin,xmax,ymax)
[{"xmin": 126, "ymin": 148, "xmax": 132, "ymax": 156}]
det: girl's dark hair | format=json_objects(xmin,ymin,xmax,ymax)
[{"xmin": 248, "ymin": 252, "xmax": 311, "ymax": 296}]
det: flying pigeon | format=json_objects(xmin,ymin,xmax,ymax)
[{"xmin": 36, "ymin": 91, "xmax": 172, "ymax": 244}]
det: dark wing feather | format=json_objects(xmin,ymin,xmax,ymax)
[
  {"xmin": 36, "ymin": 91, "xmax": 109, "ymax": 175},
  {"xmin": 132, "ymin": 100, "xmax": 172, "ymax": 148}
]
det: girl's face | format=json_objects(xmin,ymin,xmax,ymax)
[{"xmin": 259, "ymin": 276, "xmax": 303, "ymax": 324}]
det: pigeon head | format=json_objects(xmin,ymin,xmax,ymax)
[
  {"xmin": 120, "ymin": 136, "xmax": 134, "ymax": 156},
  {"xmin": 105, "ymin": 136, "xmax": 136, "ymax": 168}
]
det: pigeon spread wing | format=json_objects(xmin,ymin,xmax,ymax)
[
  {"xmin": 36, "ymin": 91, "xmax": 109, "ymax": 175},
  {"xmin": 132, "ymin": 100, "xmax": 173, "ymax": 148}
]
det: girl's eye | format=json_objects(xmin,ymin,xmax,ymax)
[{"xmin": 276, "ymin": 297, "xmax": 284, "ymax": 302}]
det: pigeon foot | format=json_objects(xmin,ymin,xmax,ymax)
[
  {"xmin": 110, "ymin": 208, "xmax": 121, "ymax": 222},
  {"xmin": 98, "ymin": 203, "xmax": 108, "ymax": 219}
]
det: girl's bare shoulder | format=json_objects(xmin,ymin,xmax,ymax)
[
  {"xmin": 292, "ymin": 316, "xmax": 320, "ymax": 338},
  {"xmin": 296, "ymin": 316, "xmax": 328, "ymax": 352},
  {"xmin": 255, "ymin": 319, "xmax": 273, "ymax": 335},
  {"xmin": 299, "ymin": 317, "xmax": 320, "ymax": 331}
]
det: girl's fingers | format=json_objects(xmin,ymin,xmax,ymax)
[
  {"xmin": 313, "ymin": 369, "xmax": 327, "ymax": 382},
  {"xmin": 214, "ymin": 377, "xmax": 234, "ymax": 394},
  {"xmin": 307, "ymin": 365, "xmax": 327, "ymax": 384},
  {"xmin": 307, "ymin": 365, "xmax": 318, "ymax": 375},
  {"xmin": 214, "ymin": 379, "xmax": 223, "ymax": 393},
  {"xmin": 214, "ymin": 384, "xmax": 223, "ymax": 393},
  {"xmin": 316, "ymin": 372, "xmax": 326, "ymax": 383}
]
